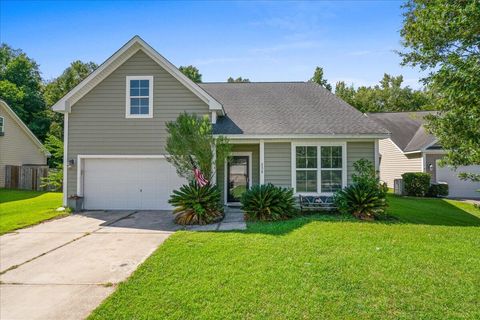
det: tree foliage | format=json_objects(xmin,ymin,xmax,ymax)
[
  {"xmin": 179, "ymin": 65, "xmax": 202, "ymax": 83},
  {"xmin": 227, "ymin": 76, "xmax": 250, "ymax": 83},
  {"xmin": 165, "ymin": 113, "xmax": 231, "ymax": 181},
  {"xmin": 0, "ymin": 43, "xmax": 49, "ymax": 140},
  {"xmin": 335, "ymin": 74, "xmax": 432, "ymax": 113},
  {"xmin": 44, "ymin": 60, "xmax": 97, "ymax": 139},
  {"xmin": 0, "ymin": 43, "xmax": 96, "ymax": 144},
  {"xmin": 309, "ymin": 66, "xmax": 332, "ymax": 91},
  {"xmin": 44, "ymin": 60, "xmax": 97, "ymax": 107},
  {"xmin": 399, "ymin": 0, "xmax": 480, "ymax": 176},
  {"xmin": 43, "ymin": 133, "xmax": 64, "ymax": 168}
]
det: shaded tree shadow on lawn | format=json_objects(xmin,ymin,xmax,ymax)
[{"xmin": 0, "ymin": 189, "xmax": 49, "ymax": 203}]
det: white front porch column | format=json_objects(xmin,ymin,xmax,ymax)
[
  {"xmin": 211, "ymin": 140, "xmax": 217, "ymax": 185},
  {"xmin": 260, "ymin": 139, "xmax": 265, "ymax": 184}
]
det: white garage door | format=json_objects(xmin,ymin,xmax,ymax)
[
  {"xmin": 83, "ymin": 158, "xmax": 186, "ymax": 210},
  {"xmin": 436, "ymin": 161, "xmax": 480, "ymax": 198}
]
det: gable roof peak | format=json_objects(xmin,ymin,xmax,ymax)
[
  {"xmin": 0, "ymin": 100, "xmax": 50, "ymax": 156},
  {"xmin": 51, "ymin": 36, "xmax": 223, "ymax": 114}
]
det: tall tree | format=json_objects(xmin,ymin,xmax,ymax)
[
  {"xmin": 0, "ymin": 44, "xmax": 49, "ymax": 140},
  {"xmin": 309, "ymin": 66, "xmax": 332, "ymax": 91},
  {"xmin": 334, "ymin": 81, "xmax": 357, "ymax": 107},
  {"xmin": 44, "ymin": 60, "xmax": 97, "ymax": 107},
  {"xmin": 227, "ymin": 77, "xmax": 250, "ymax": 83},
  {"xmin": 400, "ymin": 0, "xmax": 480, "ymax": 179},
  {"xmin": 179, "ymin": 65, "xmax": 202, "ymax": 83},
  {"xmin": 334, "ymin": 74, "xmax": 432, "ymax": 113},
  {"xmin": 44, "ymin": 60, "xmax": 97, "ymax": 138}
]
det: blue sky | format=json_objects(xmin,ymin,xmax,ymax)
[{"xmin": 1, "ymin": 0, "xmax": 424, "ymax": 88}]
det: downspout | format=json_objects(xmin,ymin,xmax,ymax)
[{"xmin": 62, "ymin": 112, "xmax": 69, "ymax": 207}]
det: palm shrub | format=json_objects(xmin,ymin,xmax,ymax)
[
  {"xmin": 241, "ymin": 184, "xmax": 297, "ymax": 221},
  {"xmin": 169, "ymin": 182, "xmax": 223, "ymax": 225},
  {"xmin": 334, "ymin": 183, "xmax": 387, "ymax": 220},
  {"xmin": 334, "ymin": 159, "xmax": 388, "ymax": 220}
]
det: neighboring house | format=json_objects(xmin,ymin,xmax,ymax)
[
  {"xmin": 52, "ymin": 36, "xmax": 389, "ymax": 210},
  {"xmin": 368, "ymin": 111, "xmax": 480, "ymax": 198},
  {"xmin": 0, "ymin": 100, "xmax": 50, "ymax": 188}
]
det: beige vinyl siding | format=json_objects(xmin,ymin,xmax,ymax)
[
  {"xmin": 264, "ymin": 142, "xmax": 291, "ymax": 188},
  {"xmin": 66, "ymin": 50, "xmax": 210, "ymax": 197},
  {"xmin": 0, "ymin": 105, "xmax": 47, "ymax": 187},
  {"xmin": 379, "ymin": 138, "xmax": 422, "ymax": 187},
  {"xmin": 216, "ymin": 144, "xmax": 259, "ymax": 204},
  {"xmin": 346, "ymin": 141, "xmax": 375, "ymax": 185}
]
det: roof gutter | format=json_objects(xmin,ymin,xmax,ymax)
[{"xmin": 214, "ymin": 133, "xmax": 390, "ymax": 139}]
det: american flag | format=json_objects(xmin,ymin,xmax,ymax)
[
  {"xmin": 193, "ymin": 167, "xmax": 209, "ymax": 187},
  {"xmin": 189, "ymin": 155, "xmax": 209, "ymax": 187}
]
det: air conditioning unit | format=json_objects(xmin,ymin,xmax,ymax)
[{"xmin": 394, "ymin": 179, "xmax": 404, "ymax": 195}]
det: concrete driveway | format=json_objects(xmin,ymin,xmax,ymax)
[{"xmin": 0, "ymin": 211, "xmax": 180, "ymax": 320}]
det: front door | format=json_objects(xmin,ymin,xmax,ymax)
[{"xmin": 227, "ymin": 156, "xmax": 249, "ymax": 203}]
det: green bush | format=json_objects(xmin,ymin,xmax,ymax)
[
  {"xmin": 334, "ymin": 159, "xmax": 388, "ymax": 220},
  {"xmin": 334, "ymin": 183, "xmax": 388, "ymax": 220},
  {"xmin": 427, "ymin": 183, "xmax": 449, "ymax": 197},
  {"xmin": 402, "ymin": 172, "xmax": 431, "ymax": 197},
  {"xmin": 241, "ymin": 184, "xmax": 297, "ymax": 221},
  {"xmin": 40, "ymin": 168, "xmax": 63, "ymax": 191},
  {"xmin": 351, "ymin": 158, "xmax": 388, "ymax": 197},
  {"xmin": 169, "ymin": 182, "xmax": 223, "ymax": 225}
]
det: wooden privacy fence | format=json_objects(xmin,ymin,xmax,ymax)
[{"xmin": 5, "ymin": 165, "xmax": 49, "ymax": 191}]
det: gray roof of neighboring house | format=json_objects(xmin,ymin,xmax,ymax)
[
  {"xmin": 367, "ymin": 111, "xmax": 438, "ymax": 152},
  {"xmin": 199, "ymin": 82, "xmax": 389, "ymax": 136}
]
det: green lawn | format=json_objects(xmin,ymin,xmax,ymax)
[
  {"xmin": 90, "ymin": 195, "xmax": 480, "ymax": 320},
  {"xmin": 0, "ymin": 189, "xmax": 66, "ymax": 234}
]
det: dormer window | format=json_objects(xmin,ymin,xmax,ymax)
[
  {"xmin": 0, "ymin": 116, "xmax": 4, "ymax": 136},
  {"xmin": 126, "ymin": 76, "xmax": 153, "ymax": 118}
]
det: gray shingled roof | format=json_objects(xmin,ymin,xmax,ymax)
[
  {"xmin": 198, "ymin": 82, "xmax": 389, "ymax": 136},
  {"xmin": 367, "ymin": 111, "xmax": 437, "ymax": 152}
]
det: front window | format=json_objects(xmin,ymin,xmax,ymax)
[
  {"xmin": 294, "ymin": 144, "xmax": 344, "ymax": 194},
  {"xmin": 320, "ymin": 146, "xmax": 343, "ymax": 192},
  {"xmin": 296, "ymin": 146, "xmax": 317, "ymax": 192},
  {"xmin": 126, "ymin": 76, "xmax": 153, "ymax": 118},
  {"xmin": 0, "ymin": 116, "xmax": 4, "ymax": 136}
]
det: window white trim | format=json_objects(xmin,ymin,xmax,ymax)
[
  {"xmin": 224, "ymin": 152, "xmax": 252, "ymax": 205},
  {"xmin": 291, "ymin": 142, "xmax": 347, "ymax": 196},
  {"xmin": 125, "ymin": 75, "xmax": 153, "ymax": 118},
  {"xmin": 0, "ymin": 116, "xmax": 4, "ymax": 135}
]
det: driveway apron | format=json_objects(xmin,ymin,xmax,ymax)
[{"xmin": 0, "ymin": 211, "xmax": 175, "ymax": 320}]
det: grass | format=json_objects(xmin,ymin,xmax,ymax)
[
  {"xmin": 0, "ymin": 189, "xmax": 66, "ymax": 234},
  {"xmin": 89, "ymin": 195, "xmax": 480, "ymax": 320}
]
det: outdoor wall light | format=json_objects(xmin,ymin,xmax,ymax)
[
  {"xmin": 428, "ymin": 163, "xmax": 433, "ymax": 171},
  {"xmin": 67, "ymin": 159, "xmax": 75, "ymax": 168}
]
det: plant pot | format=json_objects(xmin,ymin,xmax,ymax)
[{"xmin": 69, "ymin": 196, "xmax": 84, "ymax": 213}]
